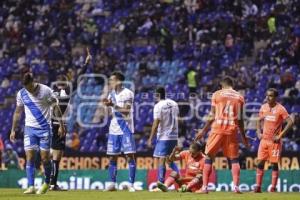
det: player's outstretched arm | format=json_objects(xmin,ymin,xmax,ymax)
[
  {"xmin": 10, "ymin": 106, "xmax": 24, "ymax": 143},
  {"xmin": 195, "ymin": 106, "xmax": 215, "ymax": 140},
  {"xmin": 78, "ymin": 47, "xmax": 92, "ymax": 76},
  {"xmin": 72, "ymin": 47, "xmax": 92, "ymax": 92},
  {"xmin": 167, "ymin": 146, "xmax": 182, "ymax": 162}
]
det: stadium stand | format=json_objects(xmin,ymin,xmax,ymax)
[{"xmin": 0, "ymin": 0, "xmax": 299, "ymax": 154}]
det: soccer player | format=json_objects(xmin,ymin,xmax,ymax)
[
  {"xmin": 49, "ymin": 48, "xmax": 92, "ymax": 190},
  {"xmin": 254, "ymin": 88, "xmax": 293, "ymax": 193},
  {"xmin": 10, "ymin": 72, "xmax": 66, "ymax": 194},
  {"xmin": 195, "ymin": 76, "xmax": 249, "ymax": 194},
  {"xmin": 147, "ymin": 87, "xmax": 180, "ymax": 188},
  {"xmin": 103, "ymin": 71, "xmax": 136, "ymax": 192},
  {"xmin": 157, "ymin": 142, "xmax": 205, "ymax": 192}
]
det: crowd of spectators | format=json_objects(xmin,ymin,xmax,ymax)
[{"xmin": 0, "ymin": 0, "xmax": 299, "ymax": 160}]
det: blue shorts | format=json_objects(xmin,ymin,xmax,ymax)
[
  {"xmin": 153, "ymin": 140, "xmax": 177, "ymax": 158},
  {"xmin": 107, "ymin": 133, "xmax": 136, "ymax": 155},
  {"xmin": 24, "ymin": 126, "xmax": 51, "ymax": 151}
]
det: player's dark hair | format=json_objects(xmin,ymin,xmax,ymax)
[
  {"xmin": 221, "ymin": 76, "xmax": 234, "ymax": 87},
  {"xmin": 111, "ymin": 71, "xmax": 125, "ymax": 82},
  {"xmin": 22, "ymin": 72, "xmax": 34, "ymax": 86},
  {"xmin": 191, "ymin": 141, "xmax": 204, "ymax": 152},
  {"xmin": 155, "ymin": 86, "xmax": 165, "ymax": 99},
  {"xmin": 267, "ymin": 88, "xmax": 279, "ymax": 97},
  {"xmin": 57, "ymin": 75, "xmax": 68, "ymax": 82}
]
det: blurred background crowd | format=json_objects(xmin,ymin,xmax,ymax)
[{"xmin": 0, "ymin": 0, "xmax": 299, "ymax": 167}]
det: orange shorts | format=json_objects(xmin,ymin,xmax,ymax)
[
  {"xmin": 178, "ymin": 175, "xmax": 202, "ymax": 192},
  {"xmin": 257, "ymin": 139, "xmax": 282, "ymax": 163},
  {"xmin": 205, "ymin": 132, "xmax": 239, "ymax": 159}
]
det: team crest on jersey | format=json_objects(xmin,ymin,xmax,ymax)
[{"xmin": 265, "ymin": 115, "xmax": 276, "ymax": 122}]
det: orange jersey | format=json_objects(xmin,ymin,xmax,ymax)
[
  {"xmin": 259, "ymin": 103, "xmax": 289, "ymax": 140},
  {"xmin": 179, "ymin": 150, "xmax": 205, "ymax": 176},
  {"xmin": 211, "ymin": 89, "xmax": 244, "ymax": 135}
]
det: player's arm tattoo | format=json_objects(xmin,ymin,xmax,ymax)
[
  {"xmin": 11, "ymin": 106, "xmax": 24, "ymax": 132},
  {"xmin": 202, "ymin": 106, "xmax": 216, "ymax": 135},
  {"xmin": 278, "ymin": 116, "xmax": 294, "ymax": 138},
  {"xmin": 237, "ymin": 106, "xmax": 249, "ymax": 147},
  {"xmin": 256, "ymin": 117, "xmax": 263, "ymax": 136}
]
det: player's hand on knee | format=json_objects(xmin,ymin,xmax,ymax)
[{"xmin": 10, "ymin": 131, "xmax": 16, "ymax": 143}]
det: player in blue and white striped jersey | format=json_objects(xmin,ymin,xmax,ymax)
[
  {"xmin": 147, "ymin": 86, "xmax": 180, "ymax": 189},
  {"xmin": 10, "ymin": 72, "xmax": 66, "ymax": 194},
  {"xmin": 103, "ymin": 71, "xmax": 136, "ymax": 192}
]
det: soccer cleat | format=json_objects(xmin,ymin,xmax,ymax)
[
  {"xmin": 23, "ymin": 186, "xmax": 36, "ymax": 194},
  {"xmin": 36, "ymin": 183, "xmax": 49, "ymax": 194},
  {"xmin": 233, "ymin": 186, "xmax": 242, "ymax": 194},
  {"xmin": 270, "ymin": 187, "xmax": 276, "ymax": 192},
  {"xmin": 157, "ymin": 181, "xmax": 168, "ymax": 192},
  {"xmin": 178, "ymin": 185, "xmax": 188, "ymax": 193},
  {"xmin": 106, "ymin": 183, "xmax": 117, "ymax": 191},
  {"xmin": 253, "ymin": 186, "xmax": 262, "ymax": 193},
  {"xmin": 128, "ymin": 185, "xmax": 136, "ymax": 192},
  {"xmin": 50, "ymin": 185, "xmax": 67, "ymax": 191},
  {"xmin": 195, "ymin": 186, "xmax": 208, "ymax": 194}
]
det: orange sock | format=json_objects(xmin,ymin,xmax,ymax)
[
  {"xmin": 202, "ymin": 159, "xmax": 212, "ymax": 188},
  {"xmin": 271, "ymin": 170, "xmax": 279, "ymax": 189},
  {"xmin": 256, "ymin": 168, "xmax": 264, "ymax": 187},
  {"xmin": 231, "ymin": 162, "xmax": 240, "ymax": 187}
]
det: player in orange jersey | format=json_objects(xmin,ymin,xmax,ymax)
[
  {"xmin": 195, "ymin": 76, "xmax": 249, "ymax": 194},
  {"xmin": 156, "ymin": 142, "xmax": 205, "ymax": 192},
  {"xmin": 254, "ymin": 88, "xmax": 293, "ymax": 193}
]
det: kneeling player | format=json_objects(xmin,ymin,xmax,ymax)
[{"xmin": 157, "ymin": 142, "xmax": 205, "ymax": 192}]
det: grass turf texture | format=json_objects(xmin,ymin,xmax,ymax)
[{"xmin": 0, "ymin": 189, "xmax": 300, "ymax": 200}]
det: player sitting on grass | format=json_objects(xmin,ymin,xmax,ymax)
[{"xmin": 157, "ymin": 142, "xmax": 205, "ymax": 192}]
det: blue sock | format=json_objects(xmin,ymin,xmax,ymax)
[
  {"xmin": 108, "ymin": 160, "xmax": 117, "ymax": 183},
  {"xmin": 43, "ymin": 161, "xmax": 51, "ymax": 184},
  {"xmin": 169, "ymin": 162, "xmax": 179, "ymax": 174},
  {"xmin": 128, "ymin": 159, "xmax": 136, "ymax": 184},
  {"xmin": 26, "ymin": 160, "xmax": 35, "ymax": 187},
  {"xmin": 158, "ymin": 165, "xmax": 166, "ymax": 183}
]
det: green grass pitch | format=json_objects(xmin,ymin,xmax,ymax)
[{"xmin": 1, "ymin": 189, "xmax": 300, "ymax": 200}]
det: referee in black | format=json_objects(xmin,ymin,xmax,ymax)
[{"xmin": 50, "ymin": 48, "xmax": 92, "ymax": 190}]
